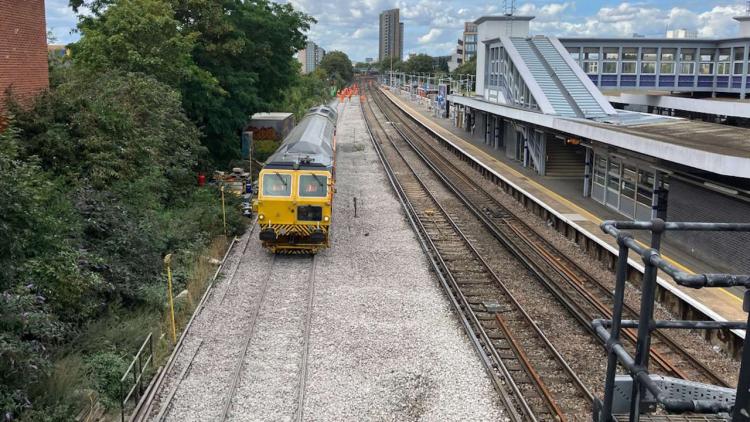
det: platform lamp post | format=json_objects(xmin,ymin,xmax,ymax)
[
  {"xmin": 220, "ymin": 185, "xmax": 227, "ymax": 237},
  {"xmin": 164, "ymin": 254, "xmax": 177, "ymax": 344}
]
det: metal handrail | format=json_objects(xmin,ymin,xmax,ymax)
[{"xmin": 120, "ymin": 333, "xmax": 154, "ymax": 422}]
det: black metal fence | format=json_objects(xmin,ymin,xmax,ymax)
[
  {"xmin": 594, "ymin": 219, "xmax": 750, "ymax": 421},
  {"xmin": 120, "ymin": 333, "xmax": 155, "ymax": 422}
]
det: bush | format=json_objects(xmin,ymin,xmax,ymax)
[
  {"xmin": 85, "ymin": 352, "xmax": 129, "ymax": 408},
  {"xmin": 253, "ymin": 139, "xmax": 281, "ymax": 163}
]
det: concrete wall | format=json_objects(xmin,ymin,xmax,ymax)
[
  {"xmin": 476, "ymin": 17, "xmax": 532, "ymax": 94},
  {"xmin": 667, "ymin": 179, "xmax": 750, "ymax": 273},
  {"xmin": 0, "ymin": 0, "xmax": 49, "ymax": 115}
]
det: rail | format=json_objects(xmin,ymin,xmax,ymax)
[
  {"xmin": 363, "ymin": 85, "xmax": 592, "ymax": 420},
  {"xmin": 371, "ymin": 84, "xmax": 730, "ymax": 388}
]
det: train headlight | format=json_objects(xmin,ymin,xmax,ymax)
[
  {"xmin": 258, "ymin": 214, "xmax": 265, "ymax": 220},
  {"xmin": 324, "ymin": 216, "xmax": 330, "ymax": 222}
]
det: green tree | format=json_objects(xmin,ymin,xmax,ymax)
[
  {"xmin": 74, "ymin": 0, "xmax": 209, "ymax": 89},
  {"xmin": 319, "ymin": 50, "xmax": 353, "ymax": 85},
  {"xmin": 70, "ymin": 0, "xmax": 314, "ymax": 162},
  {"xmin": 170, "ymin": 0, "xmax": 313, "ymax": 161},
  {"xmin": 0, "ymin": 125, "xmax": 100, "ymax": 416},
  {"xmin": 404, "ymin": 53, "xmax": 434, "ymax": 73},
  {"xmin": 276, "ymin": 68, "xmax": 332, "ymax": 119},
  {"xmin": 452, "ymin": 56, "xmax": 476, "ymax": 77},
  {"xmin": 376, "ymin": 55, "xmax": 403, "ymax": 73}
]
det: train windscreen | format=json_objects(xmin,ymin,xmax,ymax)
[
  {"xmin": 262, "ymin": 173, "xmax": 292, "ymax": 196},
  {"xmin": 298, "ymin": 174, "xmax": 327, "ymax": 197}
]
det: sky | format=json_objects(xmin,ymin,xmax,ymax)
[{"xmin": 46, "ymin": 1, "xmax": 750, "ymax": 62}]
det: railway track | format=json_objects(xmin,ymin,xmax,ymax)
[
  {"xmin": 363, "ymin": 89, "xmax": 593, "ymax": 421},
  {"xmin": 368, "ymin": 85, "xmax": 729, "ymax": 389},
  {"xmin": 142, "ymin": 227, "xmax": 256, "ymax": 421},
  {"xmin": 148, "ymin": 244, "xmax": 318, "ymax": 421},
  {"xmin": 218, "ymin": 254, "xmax": 277, "ymax": 421}
]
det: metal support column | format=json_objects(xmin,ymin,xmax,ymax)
[
  {"xmin": 732, "ymin": 290, "xmax": 750, "ymax": 421},
  {"xmin": 583, "ymin": 147, "xmax": 593, "ymax": 198},
  {"xmin": 523, "ymin": 138, "xmax": 530, "ymax": 168},
  {"xmin": 485, "ymin": 113, "xmax": 491, "ymax": 145},
  {"xmin": 494, "ymin": 117, "xmax": 501, "ymax": 150},
  {"xmin": 599, "ymin": 238, "xmax": 632, "ymax": 421},
  {"xmin": 650, "ymin": 172, "xmax": 661, "ymax": 220},
  {"xmin": 628, "ymin": 220, "xmax": 664, "ymax": 421}
]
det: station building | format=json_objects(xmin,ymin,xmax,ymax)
[{"xmin": 445, "ymin": 15, "xmax": 750, "ymax": 274}]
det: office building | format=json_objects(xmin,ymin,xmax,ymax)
[
  {"xmin": 463, "ymin": 22, "xmax": 478, "ymax": 62},
  {"xmin": 297, "ymin": 41, "xmax": 325, "ymax": 74},
  {"xmin": 379, "ymin": 8, "xmax": 403, "ymax": 62}
]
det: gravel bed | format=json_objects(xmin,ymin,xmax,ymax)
[
  {"xmin": 144, "ymin": 228, "xmax": 274, "ymax": 421},
  {"xmin": 370, "ymin": 97, "xmax": 597, "ymax": 418},
  {"xmin": 230, "ymin": 255, "xmax": 314, "ymax": 420},
  {"xmin": 148, "ymin": 99, "xmax": 507, "ymax": 421},
  {"xmin": 386, "ymin": 92, "xmax": 741, "ymax": 386},
  {"xmin": 301, "ymin": 99, "xmax": 506, "ymax": 421}
]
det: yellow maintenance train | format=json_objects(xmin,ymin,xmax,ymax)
[{"xmin": 256, "ymin": 105, "xmax": 337, "ymax": 253}]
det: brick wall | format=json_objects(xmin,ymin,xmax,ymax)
[
  {"xmin": 667, "ymin": 179, "xmax": 750, "ymax": 273},
  {"xmin": 0, "ymin": 0, "xmax": 49, "ymax": 115}
]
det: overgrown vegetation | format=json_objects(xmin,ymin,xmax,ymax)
[
  {"xmin": 0, "ymin": 0, "xmax": 338, "ymax": 419},
  {"xmin": 452, "ymin": 56, "xmax": 476, "ymax": 78}
]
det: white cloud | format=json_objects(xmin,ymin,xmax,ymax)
[
  {"xmin": 418, "ymin": 28, "xmax": 443, "ymax": 44},
  {"xmin": 42, "ymin": 1, "xmax": 750, "ymax": 61}
]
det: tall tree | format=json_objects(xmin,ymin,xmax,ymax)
[
  {"xmin": 74, "ymin": 0, "xmax": 205, "ymax": 88},
  {"xmin": 404, "ymin": 53, "xmax": 434, "ymax": 73},
  {"xmin": 377, "ymin": 55, "xmax": 402, "ymax": 73},
  {"xmin": 452, "ymin": 56, "xmax": 476, "ymax": 77},
  {"xmin": 70, "ymin": 0, "xmax": 314, "ymax": 162},
  {"xmin": 319, "ymin": 50, "xmax": 353, "ymax": 84}
]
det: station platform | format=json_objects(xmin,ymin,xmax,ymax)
[{"xmin": 380, "ymin": 87, "xmax": 746, "ymax": 336}]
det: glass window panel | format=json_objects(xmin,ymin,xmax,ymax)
[
  {"xmin": 299, "ymin": 175, "xmax": 328, "ymax": 197},
  {"xmin": 602, "ymin": 61, "xmax": 618, "ymax": 73},
  {"xmin": 661, "ymin": 48, "xmax": 676, "ymax": 61},
  {"xmin": 594, "ymin": 155, "xmax": 607, "ymax": 185},
  {"xmin": 603, "ymin": 47, "xmax": 619, "ymax": 60},
  {"xmin": 567, "ymin": 47, "xmax": 580, "ymax": 60},
  {"xmin": 622, "ymin": 47, "xmax": 637, "ymax": 60},
  {"xmin": 660, "ymin": 62, "xmax": 675, "ymax": 74},
  {"xmin": 607, "ymin": 160, "xmax": 621, "ymax": 191},
  {"xmin": 699, "ymin": 49, "xmax": 715, "ymax": 61},
  {"xmin": 718, "ymin": 62, "xmax": 730, "ymax": 75},
  {"xmin": 680, "ymin": 62, "xmax": 695, "ymax": 74},
  {"xmin": 641, "ymin": 48, "xmax": 657, "ymax": 61},
  {"xmin": 735, "ymin": 61, "xmax": 745, "ymax": 74},
  {"xmin": 584, "ymin": 47, "xmax": 599, "ymax": 60},
  {"xmin": 621, "ymin": 62, "xmax": 637, "ymax": 74},
  {"xmin": 638, "ymin": 169, "xmax": 654, "ymax": 188},
  {"xmin": 608, "ymin": 175, "xmax": 620, "ymax": 191},
  {"xmin": 680, "ymin": 48, "xmax": 696, "ymax": 61},
  {"xmin": 641, "ymin": 62, "xmax": 656, "ymax": 74},
  {"xmin": 622, "ymin": 166, "xmax": 637, "ymax": 199},
  {"xmin": 719, "ymin": 48, "xmax": 731, "ymax": 61},
  {"xmin": 637, "ymin": 187, "xmax": 652, "ymax": 205},
  {"xmin": 584, "ymin": 61, "xmax": 599, "ymax": 74},
  {"xmin": 699, "ymin": 63, "xmax": 714, "ymax": 75},
  {"xmin": 735, "ymin": 47, "xmax": 745, "ymax": 61},
  {"xmin": 262, "ymin": 173, "xmax": 292, "ymax": 196}
]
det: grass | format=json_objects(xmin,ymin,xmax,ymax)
[{"xmin": 31, "ymin": 235, "xmax": 234, "ymax": 421}]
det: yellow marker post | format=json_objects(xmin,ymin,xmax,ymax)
[
  {"xmin": 164, "ymin": 254, "xmax": 176, "ymax": 344},
  {"xmin": 221, "ymin": 185, "xmax": 227, "ymax": 237}
]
